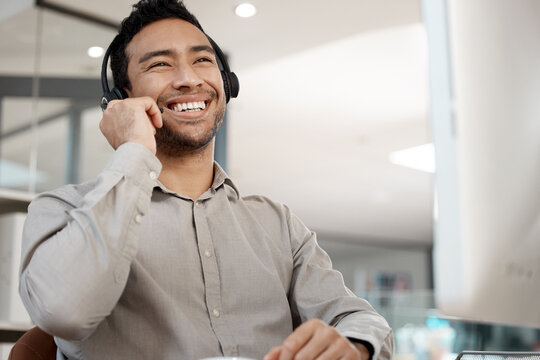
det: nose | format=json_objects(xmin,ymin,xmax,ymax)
[{"xmin": 171, "ymin": 63, "xmax": 203, "ymax": 90}]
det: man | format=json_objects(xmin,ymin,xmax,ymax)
[{"xmin": 19, "ymin": 1, "xmax": 394, "ymax": 359}]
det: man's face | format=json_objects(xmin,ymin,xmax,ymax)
[{"xmin": 125, "ymin": 18, "xmax": 226, "ymax": 156}]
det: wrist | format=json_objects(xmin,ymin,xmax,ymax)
[{"xmin": 348, "ymin": 338, "xmax": 373, "ymax": 360}]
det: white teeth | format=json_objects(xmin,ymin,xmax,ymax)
[{"xmin": 171, "ymin": 101, "xmax": 206, "ymax": 112}]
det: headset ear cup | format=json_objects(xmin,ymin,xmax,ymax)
[
  {"xmin": 113, "ymin": 88, "xmax": 127, "ymax": 101},
  {"xmin": 221, "ymin": 71, "xmax": 240, "ymax": 103},
  {"xmin": 101, "ymin": 88, "xmax": 128, "ymax": 110},
  {"xmin": 228, "ymin": 72, "xmax": 239, "ymax": 99},
  {"xmin": 221, "ymin": 71, "xmax": 231, "ymax": 103}
]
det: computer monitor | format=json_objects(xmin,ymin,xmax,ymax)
[{"xmin": 423, "ymin": 0, "xmax": 540, "ymax": 328}]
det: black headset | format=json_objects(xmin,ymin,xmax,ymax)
[{"xmin": 100, "ymin": 34, "xmax": 239, "ymax": 111}]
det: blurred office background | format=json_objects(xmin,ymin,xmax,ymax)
[{"xmin": 0, "ymin": 0, "xmax": 538, "ymax": 359}]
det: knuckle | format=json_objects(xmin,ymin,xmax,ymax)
[
  {"xmin": 322, "ymin": 325, "xmax": 337, "ymax": 338},
  {"xmin": 107, "ymin": 99, "xmax": 120, "ymax": 108}
]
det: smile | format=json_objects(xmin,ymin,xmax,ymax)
[{"xmin": 168, "ymin": 101, "xmax": 207, "ymax": 112}]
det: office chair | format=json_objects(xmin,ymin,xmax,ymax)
[
  {"xmin": 8, "ymin": 326, "xmax": 57, "ymax": 360},
  {"xmin": 456, "ymin": 351, "xmax": 540, "ymax": 360}
]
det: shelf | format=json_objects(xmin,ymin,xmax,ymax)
[{"xmin": 0, "ymin": 188, "xmax": 34, "ymax": 215}]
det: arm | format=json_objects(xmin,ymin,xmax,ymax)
[
  {"xmin": 265, "ymin": 208, "xmax": 394, "ymax": 360},
  {"xmin": 19, "ymin": 97, "xmax": 163, "ymax": 340},
  {"xmin": 19, "ymin": 143, "xmax": 161, "ymax": 340}
]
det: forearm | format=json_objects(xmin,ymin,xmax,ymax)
[
  {"xmin": 286, "ymin": 208, "xmax": 394, "ymax": 359},
  {"xmin": 19, "ymin": 143, "xmax": 160, "ymax": 340}
]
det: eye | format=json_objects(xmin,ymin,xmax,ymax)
[
  {"xmin": 148, "ymin": 61, "xmax": 169, "ymax": 69},
  {"xmin": 195, "ymin": 57, "xmax": 213, "ymax": 64}
]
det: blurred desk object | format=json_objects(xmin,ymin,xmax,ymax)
[
  {"xmin": 0, "ymin": 321, "xmax": 33, "ymax": 343},
  {"xmin": 0, "ymin": 189, "xmax": 33, "ymax": 215},
  {"xmin": 457, "ymin": 351, "xmax": 540, "ymax": 359}
]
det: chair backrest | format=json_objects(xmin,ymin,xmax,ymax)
[
  {"xmin": 457, "ymin": 351, "xmax": 540, "ymax": 360},
  {"xmin": 8, "ymin": 327, "xmax": 57, "ymax": 360}
]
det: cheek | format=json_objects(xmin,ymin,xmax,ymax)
[
  {"xmin": 212, "ymin": 73, "xmax": 226, "ymax": 99},
  {"xmin": 131, "ymin": 75, "xmax": 168, "ymax": 98}
]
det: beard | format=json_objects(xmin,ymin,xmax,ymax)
[{"xmin": 155, "ymin": 93, "xmax": 225, "ymax": 157}]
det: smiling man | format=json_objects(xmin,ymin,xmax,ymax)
[{"xmin": 19, "ymin": 1, "xmax": 394, "ymax": 359}]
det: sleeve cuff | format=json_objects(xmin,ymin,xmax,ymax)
[{"xmin": 105, "ymin": 143, "xmax": 162, "ymax": 191}]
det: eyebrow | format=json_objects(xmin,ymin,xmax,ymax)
[{"xmin": 138, "ymin": 45, "xmax": 215, "ymax": 64}]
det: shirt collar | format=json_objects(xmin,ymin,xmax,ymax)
[
  {"xmin": 211, "ymin": 162, "xmax": 240, "ymax": 199},
  {"xmin": 153, "ymin": 161, "xmax": 240, "ymax": 200}
]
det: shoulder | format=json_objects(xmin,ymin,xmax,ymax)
[
  {"xmin": 239, "ymin": 194, "xmax": 291, "ymax": 219},
  {"xmin": 238, "ymin": 194, "xmax": 311, "ymax": 239}
]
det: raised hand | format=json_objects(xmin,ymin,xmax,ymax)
[{"xmin": 99, "ymin": 96, "xmax": 163, "ymax": 154}]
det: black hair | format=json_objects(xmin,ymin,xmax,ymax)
[{"xmin": 110, "ymin": 0, "xmax": 204, "ymax": 91}]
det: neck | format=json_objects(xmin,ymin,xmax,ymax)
[{"xmin": 156, "ymin": 142, "xmax": 215, "ymax": 200}]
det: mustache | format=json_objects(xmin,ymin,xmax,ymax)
[{"xmin": 157, "ymin": 89, "xmax": 218, "ymax": 106}]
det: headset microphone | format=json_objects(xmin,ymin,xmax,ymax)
[{"xmin": 100, "ymin": 34, "xmax": 239, "ymax": 111}]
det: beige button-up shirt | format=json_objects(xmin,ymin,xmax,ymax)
[{"xmin": 20, "ymin": 143, "xmax": 393, "ymax": 360}]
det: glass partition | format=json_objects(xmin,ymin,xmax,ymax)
[{"xmin": 0, "ymin": 6, "xmax": 116, "ymax": 193}]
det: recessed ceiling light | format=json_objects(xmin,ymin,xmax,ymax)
[
  {"xmin": 87, "ymin": 46, "xmax": 104, "ymax": 58},
  {"xmin": 235, "ymin": 3, "xmax": 257, "ymax": 18}
]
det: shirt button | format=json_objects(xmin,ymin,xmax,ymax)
[
  {"xmin": 195, "ymin": 201, "xmax": 201, "ymax": 208},
  {"xmin": 212, "ymin": 309, "xmax": 220, "ymax": 318},
  {"xmin": 149, "ymin": 171, "xmax": 157, "ymax": 180},
  {"xmin": 204, "ymin": 250, "xmax": 212, "ymax": 258},
  {"xmin": 134, "ymin": 214, "xmax": 142, "ymax": 223}
]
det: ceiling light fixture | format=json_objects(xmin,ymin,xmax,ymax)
[
  {"xmin": 235, "ymin": 3, "xmax": 257, "ymax": 18},
  {"xmin": 87, "ymin": 46, "xmax": 104, "ymax": 58}
]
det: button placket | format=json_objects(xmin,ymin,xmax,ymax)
[{"xmin": 192, "ymin": 199, "xmax": 229, "ymax": 348}]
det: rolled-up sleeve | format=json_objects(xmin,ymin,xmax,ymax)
[
  {"xmin": 286, "ymin": 207, "xmax": 394, "ymax": 359},
  {"xmin": 19, "ymin": 143, "xmax": 161, "ymax": 341}
]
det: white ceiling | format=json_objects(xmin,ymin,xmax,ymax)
[{"xmin": 0, "ymin": 0, "xmax": 433, "ymax": 246}]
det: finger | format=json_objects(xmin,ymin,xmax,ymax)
[
  {"xmin": 294, "ymin": 325, "xmax": 336, "ymax": 360},
  {"xmin": 278, "ymin": 320, "xmax": 321, "ymax": 360},
  {"xmin": 316, "ymin": 337, "xmax": 357, "ymax": 360},
  {"xmin": 142, "ymin": 97, "xmax": 163, "ymax": 128},
  {"xmin": 314, "ymin": 341, "xmax": 341, "ymax": 360},
  {"xmin": 263, "ymin": 346, "xmax": 282, "ymax": 360},
  {"xmin": 104, "ymin": 99, "xmax": 121, "ymax": 111}
]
